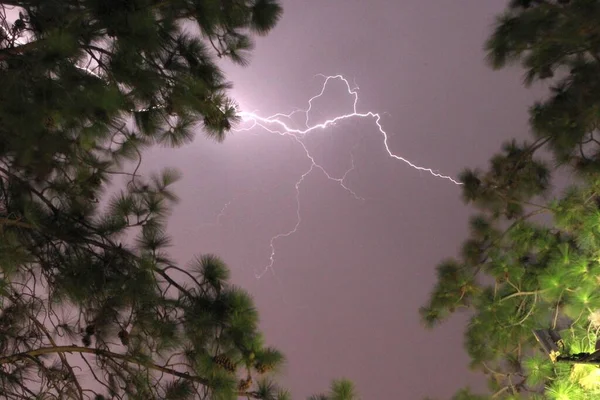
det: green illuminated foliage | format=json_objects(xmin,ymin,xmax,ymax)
[{"xmin": 422, "ymin": 0, "xmax": 600, "ymax": 398}]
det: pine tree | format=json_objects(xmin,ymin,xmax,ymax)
[
  {"xmin": 421, "ymin": 0, "xmax": 600, "ymax": 398},
  {"xmin": 307, "ymin": 379, "xmax": 359, "ymax": 400},
  {"xmin": 0, "ymin": 1, "xmax": 357, "ymax": 399}
]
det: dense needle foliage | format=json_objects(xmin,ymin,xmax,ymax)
[
  {"xmin": 421, "ymin": 0, "xmax": 600, "ymax": 399},
  {"xmin": 0, "ymin": 1, "xmax": 360, "ymax": 399}
]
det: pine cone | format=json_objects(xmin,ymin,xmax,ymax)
[
  {"xmin": 255, "ymin": 362, "xmax": 270, "ymax": 374},
  {"xmin": 43, "ymin": 116, "xmax": 55, "ymax": 130},
  {"xmin": 165, "ymin": 101, "xmax": 175, "ymax": 116},
  {"xmin": 118, "ymin": 330, "xmax": 129, "ymax": 346},
  {"xmin": 238, "ymin": 377, "xmax": 252, "ymax": 391},
  {"xmin": 213, "ymin": 354, "xmax": 227, "ymax": 365},
  {"xmin": 213, "ymin": 354, "xmax": 235, "ymax": 373},
  {"xmin": 13, "ymin": 19, "xmax": 25, "ymax": 33},
  {"xmin": 224, "ymin": 360, "xmax": 235, "ymax": 372}
]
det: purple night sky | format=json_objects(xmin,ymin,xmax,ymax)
[{"xmin": 135, "ymin": 1, "xmax": 541, "ymax": 398}]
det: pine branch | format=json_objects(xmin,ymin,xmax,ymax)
[
  {"xmin": 24, "ymin": 310, "xmax": 84, "ymax": 400},
  {"xmin": 0, "ymin": 0, "xmax": 180, "ymax": 62},
  {"xmin": 0, "ymin": 345, "xmax": 262, "ymax": 398},
  {"xmin": 3, "ymin": 347, "xmax": 177, "ymax": 384},
  {"xmin": 155, "ymin": 267, "xmax": 195, "ymax": 298},
  {"xmin": 491, "ymin": 386, "xmax": 510, "ymax": 399},
  {"xmin": 0, "ymin": 40, "xmax": 38, "ymax": 61},
  {"xmin": 500, "ymin": 289, "xmax": 547, "ymax": 302},
  {"xmin": 1, "ymin": 164, "xmax": 198, "ymax": 302},
  {"xmin": 159, "ymin": 265, "xmax": 202, "ymax": 292},
  {"xmin": 78, "ymin": 353, "xmax": 124, "ymax": 400},
  {"xmin": 0, "ymin": 216, "xmax": 33, "ymax": 229}
]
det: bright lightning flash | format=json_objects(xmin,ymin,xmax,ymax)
[
  {"xmin": 3, "ymin": 21, "xmax": 460, "ymax": 280},
  {"xmin": 233, "ymin": 74, "xmax": 462, "ymax": 279}
]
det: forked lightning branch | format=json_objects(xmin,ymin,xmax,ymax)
[{"xmin": 234, "ymin": 75, "xmax": 461, "ymax": 279}]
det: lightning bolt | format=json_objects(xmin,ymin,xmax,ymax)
[
  {"xmin": 197, "ymin": 199, "xmax": 234, "ymax": 229},
  {"xmin": 234, "ymin": 74, "xmax": 462, "ymax": 279},
  {"xmin": 3, "ymin": 17, "xmax": 460, "ymax": 284},
  {"xmin": 215, "ymin": 200, "xmax": 233, "ymax": 225}
]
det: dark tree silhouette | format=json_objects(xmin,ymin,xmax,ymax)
[{"xmin": 0, "ymin": 1, "xmax": 357, "ymax": 399}]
